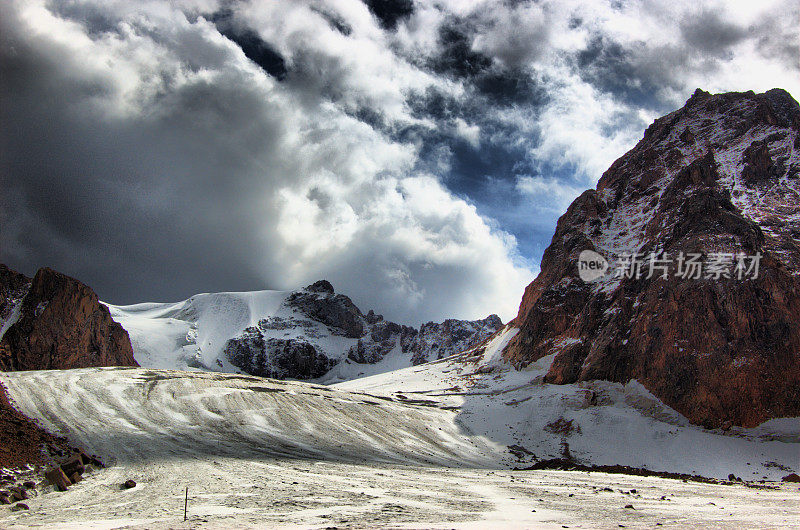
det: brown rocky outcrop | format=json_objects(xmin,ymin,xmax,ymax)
[
  {"xmin": 0, "ymin": 265, "xmax": 138, "ymax": 371},
  {"xmin": 0, "ymin": 265, "xmax": 30, "ymax": 322},
  {"xmin": 0, "ymin": 381, "xmax": 77, "ymax": 469},
  {"xmin": 504, "ymin": 88, "xmax": 800, "ymax": 428}
]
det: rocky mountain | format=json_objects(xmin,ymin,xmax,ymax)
[
  {"xmin": 403, "ymin": 314, "xmax": 503, "ymax": 366},
  {"xmin": 108, "ymin": 280, "xmax": 502, "ymax": 382},
  {"xmin": 502, "ymin": 88, "xmax": 800, "ymax": 429},
  {"xmin": 0, "ymin": 265, "xmax": 137, "ymax": 371}
]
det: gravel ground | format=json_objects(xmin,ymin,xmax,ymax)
[{"xmin": 1, "ymin": 460, "xmax": 797, "ymax": 529}]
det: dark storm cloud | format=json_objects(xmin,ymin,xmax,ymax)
[
  {"xmin": 473, "ymin": 66, "xmax": 548, "ymax": 107},
  {"xmin": 429, "ymin": 22, "xmax": 493, "ymax": 78},
  {"xmin": 210, "ymin": 8, "xmax": 288, "ymax": 80},
  {"xmin": 679, "ymin": 10, "xmax": 748, "ymax": 56},
  {"xmin": 0, "ymin": 2, "xmax": 283, "ymax": 301},
  {"xmin": 362, "ymin": 0, "xmax": 414, "ymax": 31},
  {"xmin": 576, "ymin": 35, "xmax": 683, "ymax": 111}
]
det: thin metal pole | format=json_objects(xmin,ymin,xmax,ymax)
[{"xmin": 184, "ymin": 486, "xmax": 188, "ymax": 521}]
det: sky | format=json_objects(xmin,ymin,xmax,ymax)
[{"xmin": 1, "ymin": 0, "xmax": 798, "ymax": 325}]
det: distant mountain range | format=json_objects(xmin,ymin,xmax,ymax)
[{"xmin": 0, "ymin": 267, "xmax": 501, "ymax": 383}]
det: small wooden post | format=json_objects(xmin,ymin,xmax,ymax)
[{"xmin": 184, "ymin": 486, "xmax": 188, "ymax": 521}]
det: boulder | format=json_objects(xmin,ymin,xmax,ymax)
[
  {"xmin": 9, "ymin": 486, "xmax": 27, "ymax": 501},
  {"xmin": 782, "ymin": 473, "xmax": 800, "ymax": 482},
  {"xmin": 45, "ymin": 467, "xmax": 71, "ymax": 491},
  {"xmin": 123, "ymin": 479, "xmax": 136, "ymax": 489},
  {"xmin": 60, "ymin": 455, "xmax": 84, "ymax": 477}
]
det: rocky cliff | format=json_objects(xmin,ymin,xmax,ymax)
[
  {"xmin": 222, "ymin": 281, "xmax": 502, "ymax": 379},
  {"xmin": 503, "ymin": 88, "xmax": 800, "ymax": 428},
  {"xmin": 0, "ymin": 265, "xmax": 138, "ymax": 371}
]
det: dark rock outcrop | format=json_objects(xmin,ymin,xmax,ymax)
[
  {"xmin": 225, "ymin": 281, "xmax": 504, "ymax": 378},
  {"xmin": 503, "ymin": 89, "xmax": 800, "ymax": 428},
  {"xmin": 402, "ymin": 314, "xmax": 503, "ymax": 365},
  {"xmin": 225, "ymin": 328, "xmax": 334, "ymax": 380},
  {"xmin": 0, "ymin": 265, "xmax": 30, "ymax": 328},
  {"xmin": 0, "ymin": 380, "xmax": 83, "ymax": 470},
  {"xmin": 305, "ymin": 280, "xmax": 335, "ymax": 294},
  {"xmin": 0, "ymin": 265, "xmax": 137, "ymax": 371},
  {"xmin": 285, "ymin": 287, "xmax": 365, "ymax": 338}
]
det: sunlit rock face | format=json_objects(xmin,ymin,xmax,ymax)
[
  {"xmin": 504, "ymin": 88, "xmax": 800, "ymax": 428},
  {"xmin": 0, "ymin": 265, "xmax": 137, "ymax": 371}
]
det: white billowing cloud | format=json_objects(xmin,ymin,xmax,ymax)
[
  {"xmin": 453, "ymin": 117, "xmax": 481, "ymax": 147},
  {"xmin": 470, "ymin": 0, "xmax": 551, "ymax": 67},
  {"xmin": 529, "ymin": 68, "xmax": 651, "ymax": 183},
  {"xmin": 0, "ymin": 0, "xmax": 534, "ymax": 324},
  {"xmin": 276, "ymin": 174, "xmax": 532, "ymax": 320}
]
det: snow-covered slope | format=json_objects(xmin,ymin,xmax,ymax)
[
  {"xmin": 337, "ymin": 327, "xmax": 800, "ymax": 481},
  {"xmin": 106, "ymin": 286, "xmax": 418, "ymax": 378},
  {"xmin": 107, "ymin": 290, "xmax": 290, "ymax": 372},
  {"xmin": 2, "ymin": 367, "xmax": 797, "ymax": 529},
  {"xmin": 105, "ymin": 285, "xmax": 799, "ymax": 481},
  {"xmin": 0, "ymin": 367, "xmax": 500, "ymax": 468}
]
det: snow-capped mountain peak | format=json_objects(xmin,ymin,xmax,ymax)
[{"xmin": 106, "ymin": 281, "xmax": 503, "ymax": 382}]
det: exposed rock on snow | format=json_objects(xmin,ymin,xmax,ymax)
[
  {"xmin": 225, "ymin": 332, "xmax": 334, "ymax": 379},
  {"xmin": 404, "ymin": 315, "xmax": 503, "ymax": 365},
  {"xmin": 339, "ymin": 326, "xmax": 799, "ymax": 481},
  {"xmin": 0, "ymin": 265, "xmax": 137, "ymax": 371},
  {"xmin": 285, "ymin": 283, "xmax": 366, "ymax": 338},
  {"xmin": 503, "ymin": 88, "xmax": 800, "ymax": 428}
]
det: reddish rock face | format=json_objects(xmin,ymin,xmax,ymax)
[
  {"xmin": 504, "ymin": 88, "xmax": 800, "ymax": 428},
  {"xmin": 0, "ymin": 265, "xmax": 138, "ymax": 371}
]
